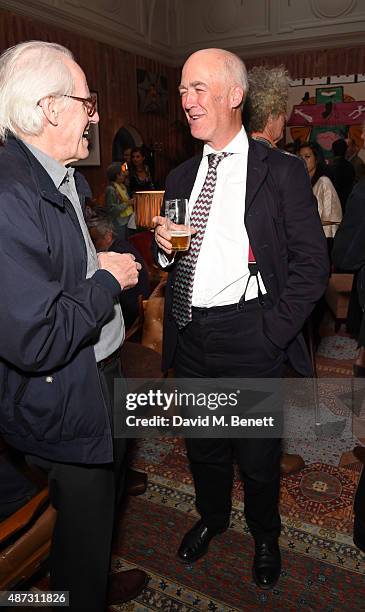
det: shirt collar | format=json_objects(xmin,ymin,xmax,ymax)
[
  {"xmin": 22, "ymin": 141, "xmax": 69, "ymax": 189},
  {"xmin": 202, "ymin": 126, "xmax": 248, "ymax": 158}
]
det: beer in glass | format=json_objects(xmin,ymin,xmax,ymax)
[{"xmin": 164, "ymin": 198, "xmax": 191, "ymax": 251}]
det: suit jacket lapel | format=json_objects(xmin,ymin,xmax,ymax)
[
  {"xmin": 182, "ymin": 141, "xmax": 268, "ymax": 212},
  {"xmin": 245, "ymin": 138, "xmax": 269, "ymax": 213},
  {"xmin": 183, "ymin": 154, "xmax": 202, "ymax": 198}
]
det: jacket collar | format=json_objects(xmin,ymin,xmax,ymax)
[
  {"xmin": 5, "ymin": 136, "xmax": 91, "ymax": 208},
  {"xmin": 183, "ymin": 154, "xmax": 203, "ymax": 198},
  {"xmin": 182, "ymin": 138, "xmax": 268, "ymax": 210}
]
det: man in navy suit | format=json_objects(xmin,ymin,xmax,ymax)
[{"xmin": 153, "ymin": 48, "xmax": 328, "ymax": 589}]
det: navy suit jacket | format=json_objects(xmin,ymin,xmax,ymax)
[
  {"xmin": 158, "ymin": 138, "xmax": 329, "ymax": 375},
  {"xmin": 332, "ymin": 178, "xmax": 365, "ymax": 271}
]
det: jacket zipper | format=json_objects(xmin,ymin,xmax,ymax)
[{"xmin": 63, "ymin": 196, "xmax": 88, "ymax": 277}]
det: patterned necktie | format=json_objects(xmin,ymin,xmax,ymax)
[{"xmin": 172, "ymin": 152, "xmax": 231, "ymax": 329}]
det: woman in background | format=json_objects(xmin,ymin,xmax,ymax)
[
  {"xmin": 104, "ymin": 162, "xmax": 135, "ymax": 239},
  {"xmin": 298, "ymin": 142, "xmax": 342, "ymax": 259},
  {"xmin": 298, "ymin": 142, "xmax": 342, "ymax": 350},
  {"xmin": 129, "ymin": 147, "xmax": 155, "ymax": 194}
]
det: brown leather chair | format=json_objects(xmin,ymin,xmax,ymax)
[
  {"xmin": 141, "ymin": 279, "xmax": 166, "ymax": 354},
  {"xmin": 0, "ymin": 487, "xmax": 56, "ymax": 590},
  {"xmin": 122, "ymin": 279, "xmax": 166, "ymax": 378},
  {"xmin": 125, "ymin": 280, "xmax": 166, "ymax": 350},
  {"xmin": 0, "ymin": 443, "xmax": 56, "ymax": 590}
]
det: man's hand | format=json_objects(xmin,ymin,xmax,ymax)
[
  {"xmin": 153, "ymin": 215, "xmax": 174, "ymax": 255},
  {"xmin": 153, "ymin": 215, "xmax": 196, "ymax": 256},
  {"xmin": 98, "ymin": 252, "xmax": 141, "ymax": 290}
]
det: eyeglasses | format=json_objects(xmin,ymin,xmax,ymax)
[{"xmin": 63, "ymin": 94, "xmax": 97, "ymax": 117}]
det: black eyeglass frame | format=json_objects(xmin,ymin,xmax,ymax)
[{"xmin": 63, "ymin": 94, "xmax": 97, "ymax": 117}]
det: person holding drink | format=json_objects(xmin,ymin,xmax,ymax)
[
  {"xmin": 164, "ymin": 198, "xmax": 192, "ymax": 251},
  {"xmin": 153, "ymin": 47, "xmax": 328, "ymax": 589}
]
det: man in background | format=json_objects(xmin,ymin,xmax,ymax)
[
  {"xmin": 123, "ymin": 147, "xmax": 132, "ymax": 166},
  {"xmin": 246, "ymin": 64, "xmax": 288, "ymax": 149},
  {"xmin": 246, "ymin": 64, "xmax": 306, "ymax": 475},
  {"xmin": 327, "ymin": 138, "xmax": 355, "ymax": 212},
  {"xmin": 346, "ymin": 136, "xmax": 365, "ymax": 183},
  {"xmin": 88, "ymin": 213, "xmax": 150, "ymax": 329},
  {"xmin": 0, "ymin": 41, "xmax": 147, "ymax": 610}
]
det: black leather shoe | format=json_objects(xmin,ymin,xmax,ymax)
[
  {"xmin": 353, "ymin": 364, "xmax": 365, "ymax": 377},
  {"xmin": 252, "ymin": 540, "xmax": 281, "ymax": 589},
  {"xmin": 177, "ymin": 519, "xmax": 228, "ymax": 563},
  {"xmin": 354, "ymin": 518, "xmax": 365, "ymax": 553},
  {"xmin": 126, "ymin": 468, "xmax": 148, "ymax": 496},
  {"xmin": 354, "ymin": 534, "xmax": 365, "ymax": 553}
]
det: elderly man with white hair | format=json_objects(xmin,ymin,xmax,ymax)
[{"xmin": 0, "ymin": 41, "xmax": 147, "ymax": 610}]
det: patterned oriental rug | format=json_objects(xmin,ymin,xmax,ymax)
[
  {"xmin": 108, "ymin": 425, "xmax": 365, "ymax": 611},
  {"xmin": 28, "ymin": 324, "xmax": 364, "ymax": 610},
  {"xmin": 107, "ymin": 325, "xmax": 365, "ymax": 611}
]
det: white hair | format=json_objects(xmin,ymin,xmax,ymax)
[
  {"xmin": 221, "ymin": 50, "xmax": 248, "ymax": 95},
  {"xmin": 0, "ymin": 40, "xmax": 75, "ymax": 142}
]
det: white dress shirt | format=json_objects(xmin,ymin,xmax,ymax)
[{"xmin": 161, "ymin": 127, "xmax": 266, "ymax": 307}]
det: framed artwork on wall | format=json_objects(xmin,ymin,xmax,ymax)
[
  {"xmin": 286, "ymin": 75, "xmax": 365, "ymax": 161},
  {"xmin": 74, "ymin": 92, "xmax": 101, "ymax": 167},
  {"xmin": 137, "ymin": 69, "xmax": 168, "ymax": 114}
]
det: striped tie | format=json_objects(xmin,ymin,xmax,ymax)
[{"xmin": 172, "ymin": 152, "xmax": 231, "ymax": 329}]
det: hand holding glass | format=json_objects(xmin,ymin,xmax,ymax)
[{"xmin": 164, "ymin": 198, "xmax": 191, "ymax": 251}]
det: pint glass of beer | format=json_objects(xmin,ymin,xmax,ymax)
[{"xmin": 165, "ymin": 198, "xmax": 191, "ymax": 251}]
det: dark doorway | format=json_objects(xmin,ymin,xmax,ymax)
[{"xmin": 112, "ymin": 125, "xmax": 143, "ymax": 161}]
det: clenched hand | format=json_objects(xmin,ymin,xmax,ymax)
[{"xmin": 98, "ymin": 252, "xmax": 141, "ymax": 290}]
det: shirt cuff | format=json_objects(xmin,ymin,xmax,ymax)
[{"xmin": 158, "ymin": 250, "xmax": 175, "ymax": 267}]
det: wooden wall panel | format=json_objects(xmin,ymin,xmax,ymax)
[
  {"xmin": 2, "ymin": 8, "xmax": 364, "ymax": 199},
  {"xmin": 245, "ymin": 46, "xmax": 365, "ymax": 81},
  {"xmin": 0, "ymin": 9, "xmax": 184, "ymax": 197}
]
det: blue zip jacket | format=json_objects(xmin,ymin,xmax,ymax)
[{"xmin": 0, "ymin": 137, "xmax": 121, "ymax": 464}]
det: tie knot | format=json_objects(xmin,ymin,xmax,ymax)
[{"xmin": 207, "ymin": 152, "xmax": 231, "ymax": 169}]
